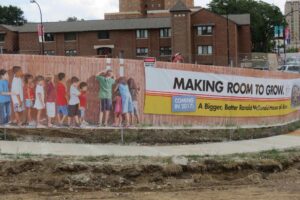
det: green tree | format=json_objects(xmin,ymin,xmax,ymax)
[
  {"xmin": 66, "ymin": 17, "xmax": 84, "ymax": 22},
  {"xmin": 208, "ymin": 0, "xmax": 285, "ymax": 52},
  {"xmin": 0, "ymin": 5, "xmax": 27, "ymax": 25}
]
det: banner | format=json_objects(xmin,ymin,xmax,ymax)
[
  {"xmin": 274, "ymin": 25, "xmax": 284, "ymax": 38},
  {"xmin": 285, "ymin": 27, "xmax": 291, "ymax": 45},
  {"xmin": 37, "ymin": 24, "xmax": 44, "ymax": 43},
  {"xmin": 144, "ymin": 67, "xmax": 300, "ymax": 117}
]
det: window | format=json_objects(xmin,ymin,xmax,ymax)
[
  {"xmin": 287, "ymin": 66, "xmax": 300, "ymax": 72},
  {"xmin": 97, "ymin": 47, "xmax": 112, "ymax": 56},
  {"xmin": 0, "ymin": 34, "xmax": 5, "ymax": 42},
  {"xmin": 64, "ymin": 32, "xmax": 77, "ymax": 41},
  {"xmin": 136, "ymin": 29, "xmax": 148, "ymax": 39},
  {"xmin": 198, "ymin": 45, "xmax": 213, "ymax": 55},
  {"xmin": 160, "ymin": 47, "xmax": 172, "ymax": 56},
  {"xmin": 160, "ymin": 28, "xmax": 171, "ymax": 38},
  {"xmin": 65, "ymin": 49, "xmax": 77, "ymax": 56},
  {"xmin": 44, "ymin": 50, "xmax": 55, "ymax": 55},
  {"xmin": 98, "ymin": 31, "xmax": 110, "ymax": 39},
  {"xmin": 136, "ymin": 48, "xmax": 148, "ymax": 57},
  {"xmin": 44, "ymin": 33, "xmax": 55, "ymax": 42},
  {"xmin": 197, "ymin": 26, "xmax": 213, "ymax": 36}
]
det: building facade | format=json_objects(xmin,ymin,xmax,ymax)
[
  {"xmin": 0, "ymin": 25, "xmax": 19, "ymax": 54},
  {"xmin": 119, "ymin": 0, "xmax": 194, "ymax": 12},
  {"xmin": 0, "ymin": 0, "xmax": 251, "ymax": 66},
  {"xmin": 285, "ymin": 0, "xmax": 300, "ymax": 49}
]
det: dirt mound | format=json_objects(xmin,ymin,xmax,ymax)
[{"xmin": 0, "ymin": 153, "xmax": 299, "ymax": 195}]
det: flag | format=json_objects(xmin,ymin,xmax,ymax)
[{"xmin": 37, "ymin": 24, "xmax": 45, "ymax": 43}]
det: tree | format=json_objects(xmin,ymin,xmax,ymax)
[
  {"xmin": 208, "ymin": 0, "xmax": 286, "ymax": 52},
  {"xmin": 0, "ymin": 5, "xmax": 27, "ymax": 25},
  {"xmin": 66, "ymin": 17, "xmax": 84, "ymax": 22}
]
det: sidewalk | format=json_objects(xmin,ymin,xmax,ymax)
[{"xmin": 0, "ymin": 134, "xmax": 299, "ymax": 157}]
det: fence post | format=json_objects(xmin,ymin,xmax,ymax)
[{"xmin": 120, "ymin": 128, "xmax": 124, "ymax": 144}]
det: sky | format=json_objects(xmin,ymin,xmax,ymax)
[{"xmin": 0, "ymin": 0, "xmax": 286, "ymax": 22}]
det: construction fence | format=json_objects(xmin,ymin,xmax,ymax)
[{"xmin": 0, "ymin": 54, "xmax": 300, "ymax": 127}]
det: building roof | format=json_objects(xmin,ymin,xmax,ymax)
[
  {"xmin": 170, "ymin": 0, "xmax": 191, "ymax": 12},
  {"xmin": 16, "ymin": 17, "xmax": 171, "ymax": 33},
  {"xmin": 223, "ymin": 14, "xmax": 251, "ymax": 25},
  {"xmin": 0, "ymin": 24, "xmax": 19, "ymax": 32},
  {"xmin": 0, "ymin": 13, "xmax": 250, "ymax": 34}
]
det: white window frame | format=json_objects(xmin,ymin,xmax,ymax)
[
  {"xmin": 160, "ymin": 47, "xmax": 172, "ymax": 56},
  {"xmin": 65, "ymin": 49, "xmax": 78, "ymax": 56},
  {"xmin": 197, "ymin": 26, "xmax": 213, "ymax": 36},
  {"xmin": 136, "ymin": 47, "xmax": 149, "ymax": 57},
  {"xmin": 136, "ymin": 29, "xmax": 148, "ymax": 39},
  {"xmin": 198, "ymin": 45, "xmax": 213, "ymax": 55},
  {"xmin": 160, "ymin": 28, "xmax": 171, "ymax": 38}
]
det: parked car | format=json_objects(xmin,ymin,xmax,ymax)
[
  {"xmin": 277, "ymin": 65, "xmax": 300, "ymax": 73},
  {"xmin": 253, "ymin": 65, "xmax": 269, "ymax": 71}
]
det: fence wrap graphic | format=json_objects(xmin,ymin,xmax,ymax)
[
  {"xmin": 2, "ymin": 55, "xmax": 300, "ymax": 126},
  {"xmin": 144, "ymin": 67, "xmax": 300, "ymax": 117}
]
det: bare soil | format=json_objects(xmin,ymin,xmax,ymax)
[
  {"xmin": 0, "ymin": 122, "xmax": 295, "ymax": 145},
  {"xmin": 0, "ymin": 150, "xmax": 299, "ymax": 199}
]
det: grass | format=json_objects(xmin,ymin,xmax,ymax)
[
  {"xmin": 0, "ymin": 148, "xmax": 299, "ymax": 167},
  {"xmin": 138, "ymin": 123, "xmax": 154, "ymax": 128},
  {"xmin": 16, "ymin": 153, "xmax": 34, "ymax": 159},
  {"xmin": 183, "ymin": 124, "xmax": 193, "ymax": 128},
  {"xmin": 185, "ymin": 148, "xmax": 300, "ymax": 163}
]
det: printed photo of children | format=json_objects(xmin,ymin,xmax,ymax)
[
  {"xmin": 0, "ymin": 65, "xmax": 142, "ymax": 129},
  {"xmin": 45, "ymin": 74, "xmax": 56, "ymax": 127},
  {"xmin": 128, "ymin": 78, "xmax": 140, "ymax": 125},
  {"xmin": 96, "ymin": 70, "xmax": 115, "ymax": 127},
  {"xmin": 56, "ymin": 73, "xmax": 68, "ymax": 126},
  {"xmin": 68, "ymin": 76, "xmax": 81, "ymax": 127},
  {"xmin": 34, "ymin": 75, "xmax": 45, "ymax": 128},
  {"xmin": 117, "ymin": 77, "xmax": 133, "ymax": 127},
  {"xmin": 113, "ymin": 79, "xmax": 122, "ymax": 127},
  {"xmin": 11, "ymin": 66, "xmax": 24, "ymax": 126},
  {"xmin": 24, "ymin": 74, "xmax": 35, "ymax": 126},
  {"xmin": 0, "ymin": 69, "xmax": 14, "ymax": 126},
  {"xmin": 79, "ymin": 82, "xmax": 88, "ymax": 127}
]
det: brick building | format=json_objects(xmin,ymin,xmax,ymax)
[
  {"xmin": 0, "ymin": 0, "xmax": 251, "ymax": 66},
  {"xmin": 119, "ymin": 0, "xmax": 194, "ymax": 12},
  {"xmin": 0, "ymin": 25, "xmax": 19, "ymax": 54}
]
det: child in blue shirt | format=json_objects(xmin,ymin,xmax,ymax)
[
  {"xmin": 117, "ymin": 77, "xmax": 133, "ymax": 127},
  {"xmin": 0, "ymin": 69, "xmax": 14, "ymax": 125}
]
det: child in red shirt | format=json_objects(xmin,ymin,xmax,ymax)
[
  {"xmin": 56, "ymin": 73, "xmax": 68, "ymax": 126},
  {"xmin": 79, "ymin": 82, "xmax": 88, "ymax": 126},
  {"xmin": 24, "ymin": 74, "xmax": 35, "ymax": 126}
]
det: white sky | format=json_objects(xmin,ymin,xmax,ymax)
[{"xmin": 0, "ymin": 0, "xmax": 286, "ymax": 22}]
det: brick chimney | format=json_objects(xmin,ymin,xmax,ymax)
[{"xmin": 170, "ymin": 0, "xmax": 192, "ymax": 63}]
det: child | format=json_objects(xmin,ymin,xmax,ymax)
[
  {"xmin": 11, "ymin": 66, "xmax": 24, "ymax": 126},
  {"xmin": 96, "ymin": 70, "xmax": 115, "ymax": 127},
  {"xmin": 24, "ymin": 74, "xmax": 35, "ymax": 126},
  {"xmin": 56, "ymin": 73, "xmax": 68, "ymax": 126},
  {"xmin": 118, "ymin": 77, "xmax": 133, "ymax": 127},
  {"xmin": 112, "ymin": 80, "xmax": 122, "ymax": 127},
  {"xmin": 79, "ymin": 82, "xmax": 88, "ymax": 127},
  {"xmin": 34, "ymin": 75, "xmax": 45, "ymax": 128},
  {"xmin": 128, "ymin": 78, "xmax": 140, "ymax": 125},
  {"xmin": 68, "ymin": 76, "xmax": 81, "ymax": 127},
  {"xmin": 0, "ymin": 69, "xmax": 14, "ymax": 125},
  {"xmin": 45, "ymin": 74, "xmax": 56, "ymax": 127}
]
